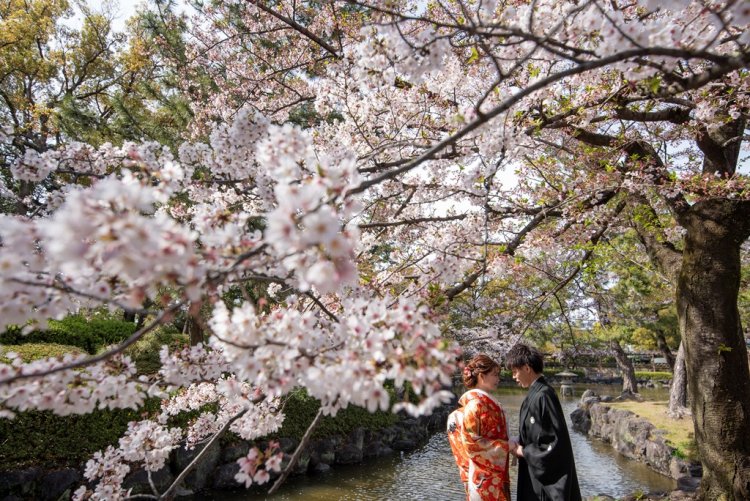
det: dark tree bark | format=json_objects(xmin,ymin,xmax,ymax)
[
  {"xmin": 668, "ymin": 341, "xmax": 688, "ymax": 418},
  {"xmin": 677, "ymin": 199, "xmax": 750, "ymax": 500},
  {"xmin": 187, "ymin": 316, "xmax": 204, "ymax": 346},
  {"xmin": 610, "ymin": 339, "xmax": 638, "ymax": 394},
  {"xmin": 655, "ymin": 331, "xmax": 676, "ymax": 370}
]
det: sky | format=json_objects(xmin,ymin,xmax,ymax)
[{"xmin": 68, "ymin": 0, "xmax": 194, "ymax": 32}]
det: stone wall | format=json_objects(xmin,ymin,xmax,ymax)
[
  {"xmin": 571, "ymin": 390, "xmax": 701, "ymax": 492},
  {"xmin": 0, "ymin": 405, "xmax": 451, "ymax": 499}
]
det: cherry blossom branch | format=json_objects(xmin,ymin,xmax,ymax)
[
  {"xmin": 159, "ymin": 408, "xmax": 250, "ymax": 500},
  {"xmin": 446, "ymin": 205, "xmax": 563, "ymax": 300},
  {"xmin": 358, "ymin": 214, "xmax": 467, "ymax": 229},
  {"xmin": 9, "ymin": 276, "xmax": 156, "ymax": 316},
  {"xmin": 268, "ymin": 407, "xmax": 324, "ymax": 494},
  {"xmin": 348, "ymin": 48, "xmax": 749, "ymax": 196},
  {"xmin": 303, "ymin": 292, "xmax": 339, "ymax": 322},
  {"xmin": 248, "ymin": 1, "xmax": 342, "ymax": 59},
  {"xmin": 614, "ymin": 106, "xmax": 692, "ymax": 124}
]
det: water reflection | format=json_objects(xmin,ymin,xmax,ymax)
[{"xmin": 196, "ymin": 385, "xmax": 676, "ymax": 500}]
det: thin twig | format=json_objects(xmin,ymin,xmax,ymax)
[
  {"xmin": 268, "ymin": 407, "xmax": 325, "ymax": 495},
  {"xmin": 160, "ymin": 408, "xmax": 249, "ymax": 500}
]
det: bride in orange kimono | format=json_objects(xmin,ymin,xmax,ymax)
[{"xmin": 447, "ymin": 354, "xmax": 511, "ymax": 501}]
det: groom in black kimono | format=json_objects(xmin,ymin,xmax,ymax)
[{"xmin": 506, "ymin": 343, "xmax": 581, "ymax": 501}]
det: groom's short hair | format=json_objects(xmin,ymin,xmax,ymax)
[{"xmin": 505, "ymin": 343, "xmax": 544, "ymax": 373}]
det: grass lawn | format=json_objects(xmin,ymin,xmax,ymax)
[{"xmin": 607, "ymin": 400, "xmax": 697, "ymax": 460}]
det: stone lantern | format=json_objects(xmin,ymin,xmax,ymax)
[{"xmin": 556, "ymin": 371, "xmax": 578, "ymax": 396}]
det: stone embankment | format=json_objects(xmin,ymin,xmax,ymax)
[
  {"xmin": 571, "ymin": 390, "xmax": 701, "ymax": 497},
  {"xmin": 0, "ymin": 405, "xmax": 450, "ymax": 499}
]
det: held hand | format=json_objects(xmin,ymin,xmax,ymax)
[
  {"xmin": 508, "ymin": 437, "xmax": 523, "ymax": 458},
  {"xmin": 508, "ymin": 439, "xmax": 518, "ymax": 455}
]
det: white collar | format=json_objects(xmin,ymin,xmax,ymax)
[{"xmin": 467, "ymin": 388, "xmax": 503, "ymax": 408}]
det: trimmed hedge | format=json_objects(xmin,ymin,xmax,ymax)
[
  {"xmin": 268, "ymin": 388, "xmax": 399, "ymax": 441},
  {"xmin": 0, "ymin": 400, "xmax": 160, "ymax": 469},
  {"xmin": 0, "ymin": 343, "xmax": 83, "ymax": 363},
  {"xmin": 0, "ymin": 315, "xmax": 137, "ymax": 354},
  {"xmin": 0, "ymin": 389, "xmax": 400, "ymax": 470},
  {"xmin": 124, "ymin": 327, "xmax": 189, "ymax": 375}
]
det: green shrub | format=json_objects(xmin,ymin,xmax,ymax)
[
  {"xmin": 0, "ymin": 388, "xmax": 400, "ymax": 470},
  {"xmin": 635, "ymin": 371, "xmax": 672, "ymax": 380},
  {"xmin": 0, "ymin": 315, "xmax": 137, "ymax": 354},
  {"xmin": 267, "ymin": 388, "xmax": 399, "ymax": 441},
  {"xmin": 0, "ymin": 399, "xmax": 161, "ymax": 469},
  {"xmin": 0, "ymin": 343, "xmax": 84, "ymax": 363},
  {"xmin": 123, "ymin": 326, "xmax": 189, "ymax": 374}
]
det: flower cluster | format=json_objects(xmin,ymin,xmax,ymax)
[
  {"xmin": 0, "ymin": 352, "xmax": 149, "ymax": 418},
  {"xmin": 235, "ymin": 441, "xmax": 283, "ymax": 488}
]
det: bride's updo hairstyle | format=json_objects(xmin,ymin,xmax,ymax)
[{"xmin": 462, "ymin": 354, "xmax": 500, "ymax": 388}]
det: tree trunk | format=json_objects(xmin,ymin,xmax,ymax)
[
  {"xmin": 677, "ymin": 200, "xmax": 750, "ymax": 500},
  {"xmin": 656, "ymin": 331, "xmax": 676, "ymax": 370},
  {"xmin": 188, "ymin": 316, "xmax": 204, "ymax": 346},
  {"xmin": 668, "ymin": 341, "xmax": 689, "ymax": 419},
  {"xmin": 610, "ymin": 339, "xmax": 638, "ymax": 394}
]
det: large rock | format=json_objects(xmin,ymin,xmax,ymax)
[
  {"xmin": 0, "ymin": 467, "xmax": 42, "ymax": 497},
  {"xmin": 122, "ymin": 465, "xmax": 174, "ymax": 496},
  {"xmin": 362, "ymin": 429, "xmax": 392, "ymax": 459},
  {"xmin": 570, "ymin": 407, "xmax": 591, "ymax": 434},
  {"xmin": 279, "ymin": 450, "xmax": 311, "ymax": 475},
  {"xmin": 212, "ymin": 462, "xmax": 240, "ymax": 489},
  {"xmin": 39, "ymin": 468, "xmax": 81, "ymax": 501},
  {"xmin": 587, "ymin": 403, "xmax": 701, "ymax": 482},
  {"xmin": 579, "ymin": 389, "xmax": 602, "ymax": 410},
  {"xmin": 676, "ymin": 476, "xmax": 701, "ymax": 492},
  {"xmin": 334, "ymin": 428, "xmax": 365, "ymax": 464},
  {"xmin": 171, "ymin": 440, "xmax": 221, "ymax": 491},
  {"xmin": 644, "ymin": 435, "xmax": 673, "ymax": 475},
  {"xmin": 220, "ymin": 441, "xmax": 250, "ymax": 463},
  {"xmin": 308, "ymin": 437, "xmax": 339, "ymax": 468}
]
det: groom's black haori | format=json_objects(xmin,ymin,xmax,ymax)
[{"xmin": 506, "ymin": 344, "xmax": 581, "ymax": 501}]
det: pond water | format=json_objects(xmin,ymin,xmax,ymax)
[{"xmin": 197, "ymin": 385, "xmax": 677, "ymax": 500}]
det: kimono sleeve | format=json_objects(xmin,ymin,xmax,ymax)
[
  {"xmin": 447, "ymin": 409, "xmax": 469, "ymax": 482},
  {"xmin": 460, "ymin": 400, "xmax": 509, "ymax": 472}
]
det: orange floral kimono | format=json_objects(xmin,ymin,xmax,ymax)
[{"xmin": 447, "ymin": 389, "xmax": 511, "ymax": 501}]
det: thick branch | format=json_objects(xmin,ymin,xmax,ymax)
[
  {"xmin": 359, "ymin": 214, "xmax": 467, "ymax": 229},
  {"xmin": 615, "ymin": 106, "xmax": 692, "ymax": 124},
  {"xmin": 627, "ymin": 194, "xmax": 683, "ymax": 283},
  {"xmin": 696, "ymin": 117, "xmax": 746, "ymax": 177},
  {"xmin": 249, "ymin": 1, "xmax": 341, "ymax": 59},
  {"xmin": 570, "ymin": 127, "xmax": 616, "ymax": 147}
]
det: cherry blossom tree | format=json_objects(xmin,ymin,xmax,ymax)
[{"xmin": 1, "ymin": 0, "xmax": 749, "ymax": 499}]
